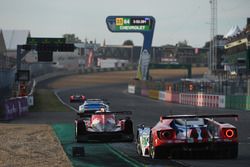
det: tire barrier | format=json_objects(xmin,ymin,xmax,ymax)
[{"xmin": 3, "ymin": 96, "xmax": 29, "ymax": 121}]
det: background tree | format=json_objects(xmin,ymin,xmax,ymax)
[
  {"xmin": 176, "ymin": 40, "xmax": 192, "ymax": 47},
  {"xmin": 63, "ymin": 34, "xmax": 82, "ymax": 43},
  {"xmin": 123, "ymin": 40, "xmax": 134, "ymax": 46}
]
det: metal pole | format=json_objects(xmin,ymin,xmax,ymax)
[
  {"xmin": 209, "ymin": 0, "xmax": 217, "ymax": 73},
  {"xmin": 16, "ymin": 45, "xmax": 22, "ymax": 71}
]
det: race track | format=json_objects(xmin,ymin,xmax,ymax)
[{"xmin": 56, "ymin": 83, "xmax": 250, "ymax": 167}]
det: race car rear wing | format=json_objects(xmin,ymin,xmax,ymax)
[
  {"xmin": 161, "ymin": 114, "xmax": 239, "ymax": 140},
  {"xmin": 85, "ymin": 98, "xmax": 110, "ymax": 104},
  {"xmin": 83, "ymin": 111, "xmax": 132, "ymax": 116},
  {"xmin": 160, "ymin": 114, "xmax": 238, "ymax": 121}
]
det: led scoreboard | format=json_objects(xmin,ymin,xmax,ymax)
[
  {"xmin": 106, "ymin": 16, "xmax": 155, "ymax": 32},
  {"xmin": 106, "ymin": 16, "xmax": 155, "ymax": 80},
  {"xmin": 115, "ymin": 17, "xmax": 152, "ymax": 31}
]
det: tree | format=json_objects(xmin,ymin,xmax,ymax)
[
  {"xmin": 123, "ymin": 40, "xmax": 134, "ymax": 46},
  {"xmin": 176, "ymin": 40, "xmax": 191, "ymax": 47},
  {"xmin": 63, "ymin": 34, "xmax": 82, "ymax": 43}
]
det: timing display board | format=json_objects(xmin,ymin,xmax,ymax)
[
  {"xmin": 106, "ymin": 16, "xmax": 155, "ymax": 32},
  {"xmin": 26, "ymin": 37, "xmax": 65, "ymax": 45},
  {"xmin": 106, "ymin": 16, "xmax": 155, "ymax": 80},
  {"xmin": 114, "ymin": 17, "xmax": 152, "ymax": 31}
]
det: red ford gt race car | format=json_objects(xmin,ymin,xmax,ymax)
[
  {"xmin": 136, "ymin": 114, "xmax": 238, "ymax": 159},
  {"xmin": 75, "ymin": 110, "xmax": 134, "ymax": 142},
  {"xmin": 70, "ymin": 95, "xmax": 86, "ymax": 103}
]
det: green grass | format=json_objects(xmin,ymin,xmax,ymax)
[{"xmin": 29, "ymin": 89, "xmax": 69, "ymax": 112}]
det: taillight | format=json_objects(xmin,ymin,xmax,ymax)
[
  {"xmin": 222, "ymin": 128, "xmax": 237, "ymax": 139},
  {"xmin": 82, "ymin": 96, "xmax": 85, "ymax": 100},
  {"xmin": 70, "ymin": 96, "xmax": 73, "ymax": 100},
  {"xmin": 201, "ymin": 128, "xmax": 209, "ymax": 138},
  {"xmin": 157, "ymin": 130, "xmax": 176, "ymax": 140},
  {"xmin": 190, "ymin": 129, "xmax": 198, "ymax": 139}
]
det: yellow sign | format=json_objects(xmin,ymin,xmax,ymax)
[{"xmin": 115, "ymin": 18, "xmax": 124, "ymax": 26}]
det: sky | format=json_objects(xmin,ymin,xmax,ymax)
[{"xmin": 0, "ymin": 0, "xmax": 249, "ymax": 47}]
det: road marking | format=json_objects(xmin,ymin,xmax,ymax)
[
  {"xmin": 54, "ymin": 90, "xmax": 78, "ymax": 112},
  {"xmin": 239, "ymin": 143, "xmax": 250, "ymax": 145},
  {"xmin": 105, "ymin": 144, "xmax": 145, "ymax": 167}
]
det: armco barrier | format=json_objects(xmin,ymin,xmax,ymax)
[
  {"xmin": 128, "ymin": 85, "xmax": 135, "ymax": 94},
  {"xmin": 4, "ymin": 96, "xmax": 29, "ymax": 121},
  {"xmin": 148, "ymin": 90, "xmax": 159, "ymax": 99}
]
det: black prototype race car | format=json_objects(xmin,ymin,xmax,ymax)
[{"xmin": 75, "ymin": 111, "xmax": 134, "ymax": 142}]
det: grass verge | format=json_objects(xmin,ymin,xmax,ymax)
[{"xmin": 29, "ymin": 89, "xmax": 69, "ymax": 112}]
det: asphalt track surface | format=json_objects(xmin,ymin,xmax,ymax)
[
  {"xmin": 12, "ymin": 78, "xmax": 250, "ymax": 167},
  {"xmin": 56, "ymin": 83, "xmax": 250, "ymax": 167}
]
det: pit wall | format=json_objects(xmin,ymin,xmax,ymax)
[
  {"xmin": 128, "ymin": 85, "xmax": 250, "ymax": 111},
  {"xmin": 0, "ymin": 81, "xmax": 35, "ymax": 121}
]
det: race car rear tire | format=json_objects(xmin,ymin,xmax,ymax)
[
  {"xmin": 124, "ymin": 119, "xmax": 133, "ymax": 134},
  {"xmin": 124, "ymin": 119, "xmax": 134, "ymax": 142},
  {"xmin": 215, "ymin": 143, "xmax": 238, "ymax": 159},
  {"xmin": 227, "ymin": 144, "xmax": 238, "ymax": 159},
  {"xmin": 75, "ymin": 120, "xmax": 86, "ymax": 138},
  {"xmin": 149, "ymin": 132, "xmax": 161, "ymax": 159},
  {"xmin": 136, "ymin": 133, "xmax": 142, "ymax": 156},
  {"xmin": 150, "ymin": 145, "xmax": 161, "ymax": 159}
]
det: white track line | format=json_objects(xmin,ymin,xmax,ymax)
[{"xmin": 54, "ymin": 90, "xmax": 78, "ymax": 112}]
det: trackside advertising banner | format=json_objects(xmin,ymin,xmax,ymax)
[
  {"xmin": 159, "ymin": 91, "xmax": 166, "ymax": 101},
  {"xmin": 128, "ymin": 85, "xmax": 135, "ymax": 94},
  {"xmin": 4, "ymin": 97, "xmax": 28, "ymax": 120}
]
